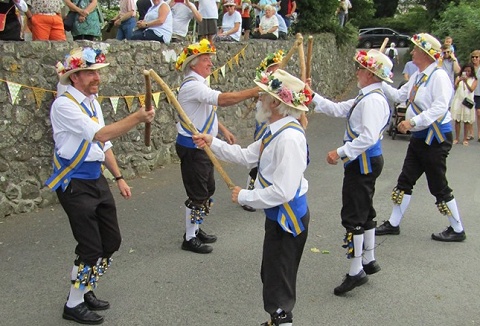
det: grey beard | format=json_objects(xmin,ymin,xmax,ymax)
[{"xmin": 255, "ymin": 101, "xmax": 272, "ymax": 124}]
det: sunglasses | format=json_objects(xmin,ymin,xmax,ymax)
[{"xmin": 472, "ymin": 56, "xmax": 479, "ymax": 59}]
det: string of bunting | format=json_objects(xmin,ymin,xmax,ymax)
[{"xmin": 0, "ymin": 44, "xmax": 249, "ymax": 112}]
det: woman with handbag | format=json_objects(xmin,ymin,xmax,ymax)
[
  {"xmin": 0, "ymin": 0, "xmax": 27, "ymax": 41},
  {"xmin": 64, "ymin": 0, "xmax": 102, "ymax": 40},
  {"xmin": 451, "ymin": 63, "xmax": 478, "ymax": 145}
]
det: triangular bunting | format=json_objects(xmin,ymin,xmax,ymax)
[
  {"xmin": 32, "ymin": 88, "xmax": 45, "ymax": 109},
  {"xmin": 213, "ymin": 70, "xmax": 219, "ymax": 82},
  {"xmin": 206, "ymin": 76, "xmax": 210, "ymax": 86},
  {"xmin": 138, "ymin": 95, "xmax": 146, "ymax": 107},
  {"xmin": 220, "ymin": 65, "xmax": 226, "ymax": 77},
  {"xmin": 97, "ymin": 96, "xmax": 104, "ymax": 104},
  {"xmin": 240, "ymin": 48, "xmax": 246, "ymax": 59},
  {"xmin": 124, "ymin": 96, "xmax": 135, "ymax": 112},
  {"xmin": 234, "ymin": 54, "xmax": 239, "ymax": 65},
  {"xmin": 7, "ymin": 81, "xmax": 21, "ymax": 104},
  {"xmin": 152, "ymin": 92, "xmax": 161, "ymax": 108},
  {"xmin": 110, "ymin": 97, "xmax": 120, "ymax": 114},
  {"xmin": 227, "ymin": 60, "xmax": 233, "ymax": 71}
]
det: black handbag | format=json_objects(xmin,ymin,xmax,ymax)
[
  {"xmin": 462, "ymin": 97, "xmax": 475, "ymax": 109},
  {"xmin": 63, "ymin": 0, "xmax": 81, "ymax": 32}
]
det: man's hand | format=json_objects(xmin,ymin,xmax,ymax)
[
  {"xmin": 192, "ymin": 133, "xmax": 213, "ymax": 148},
  {"xmin": 231, "ymin": 186, "xmax": 242, "ymax": 203},
  {"xmin": 222, "ymin": 129, "xmax": 236, "ymax": 144},
  {"xmin": 397, "ymin": 120, "xmax": 413, "ymax": 134},
  {"xmin": 326, "ymin": 149, "xmax": 340, "ymax": 165},
  {"xmin": 117, "ymin": 179, "xmax": 132, "ymax": 199},
  {"xmin": 137, "ymin": 106, "xmax": 156, "ymax": 123}
]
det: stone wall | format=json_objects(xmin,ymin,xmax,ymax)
[{"xmin": 0, "ymin": 35, "xmax": 355, "ymax": 218}]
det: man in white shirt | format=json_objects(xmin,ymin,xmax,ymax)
[
  {"xmin": 49, "ymin": 47, "xmax": 155, "ymax": 324},
  {"xmin": 214, "ymin": 0, "xmax": 241, "ymax": 42},
  {"xmin": 193, "ymin": 69, "xmax": 311, "ymax": 326},
  {"xmin": 170, "ymin": 0, "xmax": 202, "ymax": 42}
]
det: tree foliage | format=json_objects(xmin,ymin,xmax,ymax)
[{"xmin": 373, "ymin": 0, "xmax": 399, "ymax": 18}]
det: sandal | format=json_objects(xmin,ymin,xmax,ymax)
[
  {"xmin": 463, "ymin": 140, "xmax": 469, "ymax": 146},
  {"xmin": 467, "ymin": 136, "xmax": 474, "ymax": 140},
  {"xmin": 453, "ymin": 139, "xmax": 459, "ymax": 144}
]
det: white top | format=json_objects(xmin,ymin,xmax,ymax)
[
  {"xmin": 276, "ymin": 13, "xmax": 287, "ymax": 34},
  {"xmin": 385, "ymin": 47, "xmax": 398, "ymax": 59},
  {"xmin": 171, "ymin": 2, "xmax": 194, "ymax": 37},
  {"xmin": 145, "ymin": 1, "xmax": 173, "ymax": 43},
  {"xmin": 14, "ymin": 0, "xmax": 28, "ymax": 12},
  {"xmin": 312, "ymin": 82, "xmax": 390, "ymax": 161},
  {"xmin": 381, "ymin": 62, "xmax": 453, "ymax": 131},
  {"xmin": 259, "ymin": 14, "xmax": 278, "ymax": 37},
  {"xmin": 344, "ymin": 0, "xmax": 352, "ymax": 13},
  {"xmin": 195, "ymin": 0, "xmax": 219, "ymax": 19},
  {"xmin": 50, "ymin": 86, "xmax": 112, "ymax": 162},
  {"xmin": 176, "ymin": 71, "xmax": 221, "ymax": 137},
  {"xmin": 221, "ymin": 10, "xmax": 242, "ymax": 41},
  {"xmin": 211, "ymin": 116, "xmax": 308, "ymax": 209}
]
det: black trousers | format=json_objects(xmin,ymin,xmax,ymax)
[
  {"xmin": 341, "ymin": 155, "xmax": 384, "ymax": 231},
  {"xmin": 261, "ymin": 210, "xmax": 309, "ymax": 316},
  {"xmin": 56, "ymin": 176, "xmax": 121, "ymax": 265},
  {"xmin": 176, "ymin": 144, "xmax": 215, "ymax": 204},
  {"xmin": 397, "ymin": 132, "xmax": 453, "ymax": 203}
]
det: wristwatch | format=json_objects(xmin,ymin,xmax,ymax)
[{"xmin": 409, "ymin": 118, "xmax": 416, "ymax": 127}]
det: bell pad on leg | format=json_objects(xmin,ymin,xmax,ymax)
[
  {"xmin": 391, "ymin": 187, "xmax": 405, "ymax": 205},
  {"xmin": 436, "ymin": 201, "xmax": 452, "ymax": 216}
]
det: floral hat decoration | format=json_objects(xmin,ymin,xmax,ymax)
[
  {"xmin": 175, "ymin": 39, "xmax": 216, "ymax": 72},
  {"xmin": 410, "ymin": 33, "xmax": 441, "ymax": 61},
  {"xmin": 256, "ymin": 49, "xmax": 284, "ymax": 76},
  {"xmin": 354, "ymin": 49, "xmax": 393, "ymax": 83},
  {"xmin": 56, "ymin": 47, "xmax": 109, "ymax": 85},
  {"xmin": 254, "ymin": 69, "xmax": 312, "ymax": 111}
]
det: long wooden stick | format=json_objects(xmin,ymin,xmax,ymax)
[
  {"xmin": 306, "ymin": 35, "xmax": 313, "ymax": 79},
  {"xmin": 279, "ymin": 35, "xmax": 303, "ymax": 69},
  {"xmin": 379, "ymin": 37, "xmax": 389, "ymax": 53},
  {"xmin": 297, "ymin": 33, "xmax": 306, "ymax": 81},
  {"xmin": 148, "ymin": 69, "xmax": 236, "ymax": 190},
  {"xmin": 144, "ymin": 70, "xmax": 153, "ymax": 146}
]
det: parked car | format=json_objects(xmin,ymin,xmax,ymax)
[{"xmin": 357, "ymin": 27, "xmax": 410, "ymax": 49}]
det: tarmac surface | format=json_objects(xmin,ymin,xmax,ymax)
[{"xmin": 1, "ymin": 51, "xmax": 479, "ymax": 326}]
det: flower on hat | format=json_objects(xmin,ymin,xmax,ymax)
[
  {"xmin": 355, "ymin": 50, "xmax": 393, "ymax": 80},
  {"xmin": 412, "ymin": 34, "xmax": 441, "ymax": 60},
  {"xmin": 256, "ymin": 50, "xmax": 284, "ymax": 74},
  {"xmin": 175, "ymin": 39, "xmax": 216, "ymax": 71},
  {"xmin": 256, "ymin": 73, "xmax": 312, "ymax": 107},
  {"xmin": 56, "ymin": 47, "xmax": 108, "ymax": 77}
]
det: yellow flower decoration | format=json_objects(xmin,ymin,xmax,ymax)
[{"xmin": 175, "ymin": 39, "xmax": 216, "ymax": 71}]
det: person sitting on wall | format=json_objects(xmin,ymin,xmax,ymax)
[{"xmin": 251, "ymin": 4, "xmax": 278, "ymax": 40}]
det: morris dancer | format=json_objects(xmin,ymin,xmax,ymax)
[
  {"xmin": 376, "ymin": 33, "xmax": 466, "ymax": 242},
  {"xmin": 175, "ymin": 39, "xmax": 259, "ymax": 254},
  {"xmin": 194, "ymin": 69, "xmax": 311, "ymax": 326},
  {"xmin": 47, "ymin": 47, "xmax": 155, "ymax": 324},
  {"xmin": 307, "ymin": 49, "xmax": 392, "ymax": 295}
]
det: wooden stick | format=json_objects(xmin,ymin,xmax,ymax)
[
  {"xmin": 143, "ymin": 70, "xmax": 153, "ymax": 146},
  {"xmin": 306, "ymin": 35, "xmax": 313, "ymax": 79},
  {"xmin": 379, "ymin": 37, "xmax": 389, "ymax": 53},
  {"xmin": 279, "ymin": 35, "xmax": 303, "ymax": 69},
  {"xmin": 148, "ymin": 69, "xmax": 236, "ymax": 190},
  {"xmin": 297, "ymin": 33, "xmax": 306, "ymax": 81}
]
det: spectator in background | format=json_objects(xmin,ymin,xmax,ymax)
[
  {"xmin": 276, "ymin": 12, "xmax": 287, "ymax": 40},
  {"xmin": 214, "ymin": 0, "xmax": 241, "ymax": 42},
  {"xmin": 251, "ymin": 4, "xmax": 277, "ymax": 40},
  {"xmin": 196, "ymin": 0, "xmax": 220, "ymax": 44},
  {"xmin": 277, "ymin": 0, "xmax": 295, "ymax": 28},
  {"xmin": 137, "ymin": 0, "xmax": 152, "ymax": 20},
  {"xmin": 438, "ymin": 43, "xmax": 461, "ymax": 86},
  {"xmin": 131, "ymin": 0, "xmax": 172, "ymax": 43},
  {"xmin": 335, "ymin": 0, "xmax": 347, "ymax": 27},
  {"xmin": 344, "ymin": 0, "xmax": 351, "ymax": 26},
  {"xmin": 170, "ymin": 0, "xmax": 202, "ymax": 42},
  {"xmin": 470, "ymin": 50, "xmax": 480, "ymax": 141},
  {"xmin": 237, "ymin": 0, "xmax": 251, "ymax": 40},
  {"xmin": 444, "ymin": 36, "xmax": 456, "ymax": 54},
  {"xmin": 64, "ymin": 0, "xmax": 102, "ymax": 41},
  {"xmin": 25, "ymin": 0, "xmax": 66, "ymax": 41},
  {"xmin": 112, "ymin": 0, "xmax": 136, "ymax": 40},
  {"xmin": 0, "ymin": 0, "xmax": 27, "ymax": 41},
  {"xmin": 384, "ymin": 42, "xmax": 399, "ymax": 70},
  {"xmin": 402, "ymin": 60, "xmax": 418, "ymax": 81}
]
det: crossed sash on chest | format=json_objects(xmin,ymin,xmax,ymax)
[
  {"xmin": 257, "ymin": 121, "xmax": 308, "ymax": 237},
  {"xmin": 45, "ymin": 93, "xmax": 104, "ymax": 191}
]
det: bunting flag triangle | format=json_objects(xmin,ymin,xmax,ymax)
[
  {"xmin": 227, "ymin": 60, "xmax": 233, "ymax": 71},
  {"xmin": 240, "ymin": 48, "xmax": 246, "ymax": 59},
  {"xmin": 32, "ymin": 87, "xmax": 45, "ymax": 110},
  {"xmin": 110, "ymin": 97, "xmax": 120, "ymax": 114},
  {"xmin": 220, "ymin": 65, "xmax": 226, "ymax": 77},
  {"xmin": 124, "ymin": 96, "xmax": 135, "ymax": 112},
  {"xmin": 152, "ymin": 92, "xmax": 161, "ymax": 108},
  {"xmin": 206, "ymin": 76, "xmax": 211, "ymax": 86},
  {"xmin": 7, "ymin": 81, "xmax": 21, "ymax": 104},
  {"xmin": 234, "ymin": 54, "xmax": 239, "ymax": 65},
  {"xmin": 97, "ymin": 96, "xmax": 104, "ymax": 104},
  {"xmin": 138, "ymin": 94, "xmax": 146, "ymax": 107},
  {"xmin": 213, "ymin": 70, "xmax": 219, "ymax": 82}
]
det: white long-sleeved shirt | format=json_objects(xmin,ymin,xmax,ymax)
[
  {"xmin": 211, "ymin": 116, "xmax": 308, "ymax": 209},
  {"xmin": 311, "ymin": 82, "xmax": 390, "ymax": 161}
]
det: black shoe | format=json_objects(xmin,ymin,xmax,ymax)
[
  {"xmin": 242, "ymin": 205, "xmax": 256, "ymax": 212},
  {"xmin": 431, "ymin": 226, "xmax": 466, "ymax": 242},
  {"xmin": 63, "ymin": 302, "xmax": 104, "ymax": 325},
  {"xmin": 181, "ymin": 237, "xmax": 213, "ymax": 253},
  {"xmin": 375, "ymin": 220, "xmax": 400, "ymax": 235},
  {"xmin": 196, "ymin": 228, "xmax": 217, "ymax": 243},
  {"xmin": 363, "ymin": 260, "xmax": 381, "ymax": 275},
  {"xmin": 84, "ymin": 291, "xmax": 110, "ymax": 311},
  {"xmin": 334, "ymin": 270, "xmax": 368, "ymax": 295},
  {"xmin": 260, "ymin": 311, "xmax": 293, "ymax": 325}
]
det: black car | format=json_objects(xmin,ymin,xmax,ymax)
[{"xmin": 357, "ymin": 28, "xmax": 410, "ymax": 49}]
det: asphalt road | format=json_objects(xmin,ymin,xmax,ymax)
[{"xmin": 1, "ymin": 51, "xmax": 479, "ymax": 326}]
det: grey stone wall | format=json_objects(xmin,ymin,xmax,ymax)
[{"xmin": 0, "ymin": 35, "xmax": 355, "ymax": 218}]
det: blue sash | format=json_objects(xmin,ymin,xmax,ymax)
[
  {"xmin": 258, "ymin": 121, "xmax": 307, "ymax": 236},
  {"xmin": 341, "ymin": 89, "xmax": 387, "ymax": 175}
]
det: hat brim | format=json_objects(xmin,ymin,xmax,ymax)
[
  {"xmin": 254, "ymin": 80, "xmax": 309, "ymax": 112},
  {"xmin": 180, "ymin": 52, "xmax": 216, "ymax": 72},
  {"xmin": 410, "ymin": 38, "xmax": 438, "ymax": 61},
  {"xmin": 353, "ymin": 58, "xmax": 393, "ymax": 83},
  {"xmin": 59, "ymin": 63, "xmax": 110, "ymax": 85}
]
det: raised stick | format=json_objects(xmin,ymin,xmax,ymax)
[
  {"xmin": 148, "ymin": 69, "xmax": 236, "ymax": 190},
  {"xmin": 279, "ymin": 35, "xmax": 303, "ymax": 69},
  {"xmin": 306, "ymin": 35, "xmax": 313, "ymax": 79},
  {"xmin": 297, "ymin": 33, "xmax": 306, "ymax": 81},
  {"xmin": 379, "ymin": 37, "xmax": 389, "ymax": 53},
  {"xmin": 143, "ymin": 70, "xmax": 153, "ymax": 146}
]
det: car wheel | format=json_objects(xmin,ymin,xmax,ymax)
[
  {"xmin": 363, "ymin": 41, "xmax": 372, "ymax": 49},
  {"xmin": 398, "ymin": 40, "xmax": 406, "ymax": 47}
]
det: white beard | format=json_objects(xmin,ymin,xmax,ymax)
[{"xmin": 255, "ymin": 100, "xmax": 272, "ymax": 124}]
